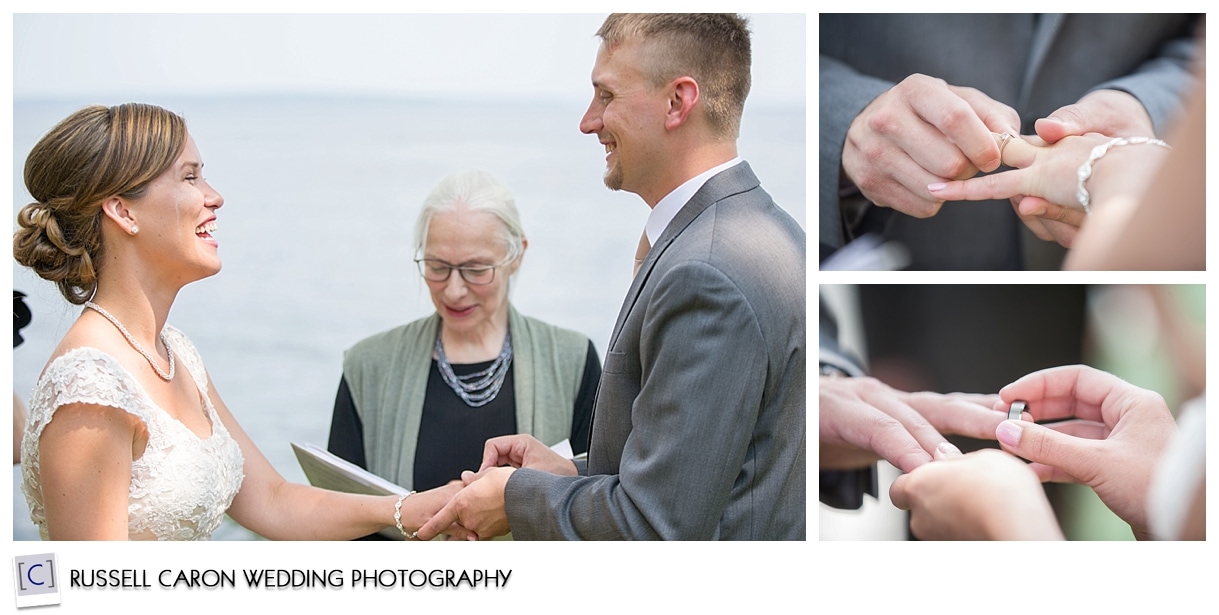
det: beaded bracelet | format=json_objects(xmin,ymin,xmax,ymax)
[
  {"xmin": 394, "ymin": 491, "xmax": 419, "ymax": 539},
  {"xmin": 1076, "ymin": 136, "xmax": 1171, "ymax": 215}
]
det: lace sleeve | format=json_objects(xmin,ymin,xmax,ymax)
[
  {"xmin": 24, "ymin": 349, "xmax": 151, "ymax": 449},
  {"xmin": 21, "ymin": 342, "xmax": 247, "ymax": 541},
  {"xmin": 21, "ymin": 347, "xmax": 152, "ymax": 540}
]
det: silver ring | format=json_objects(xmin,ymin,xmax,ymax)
[
  {"xmin": 998, "ymin": 132, "xmax": 1014, "ymax": 156},
  {"xmin": 1007, "ymin": 400, "xmax": 1028, "ymax": 421}
]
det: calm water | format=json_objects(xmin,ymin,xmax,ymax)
[{"xmin": 11, "ymin": 95, "xmax": 805, "ymax": 540}]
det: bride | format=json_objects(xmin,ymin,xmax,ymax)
[{"xmin": 13, "ymin": 103, "xmax": 461, "ymax": 540}]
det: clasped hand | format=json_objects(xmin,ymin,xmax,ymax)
[
  {"xmin": 890, "ymin": 365, "xmax": 1177, "ymax": 540},
  {"xmin": 846, "ymin": 80, "xmax": 1156, "ymax": 248},
  {"xmin": 927, "ymin": 131, "xmax": 1112, "ymax": 246},
  {"xmin": 416, "ymin": 435, "xmax": 578, "ymax": 540},
  {"xmin": 926, "ymin": 90, "xmax": 1158, "ymax": 248}
]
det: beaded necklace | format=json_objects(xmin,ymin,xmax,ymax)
[
  {"xmin": 84, "ymin": 301, "xmax": 175, "ymax": 381},
  {"xmin": 434, "ymin": 328, "xmax": 512, "ymax": 407}
]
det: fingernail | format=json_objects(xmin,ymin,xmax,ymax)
[
  {"xmin": 935, "ymin": 442, "xmax": 963, "ymax": 459},
  {"xmin": 996, "ymin": 421, "xmax": 1023, "ymax": 447},
  {"xmin": 1018, "ymin": 200, "xmax": 1046, "ymax": 216},
  {"xmin": 927, "ymin": 182, "xmax": 947, "ymax": 192}
]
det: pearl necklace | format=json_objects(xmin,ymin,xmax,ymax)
[
  {"xmin": 434, "ymin": 328, "xmax": 512, "ymax": 407},
  {"xmin": 83, "ymin": 301, "xmax": 175, "ymax": 381}
]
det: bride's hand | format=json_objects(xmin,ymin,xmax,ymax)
[
  {"xmin": 399, "ymin": 481, "xmax": 466, "ymax": 540},
  {"xmin": 927, "ymin": 132, "xmax": 1114, "ymax": 246}
]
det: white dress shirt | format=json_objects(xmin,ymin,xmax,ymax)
[{"xmin": 643, "ymin": 157, "xmax": 744, "ymax": 247}]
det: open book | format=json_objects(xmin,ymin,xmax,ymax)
[
  {"xmin": 290, "ymin": 442, "xmax": 408, "ymax": 496},
  {"xmin": 291, "ymin": 442, "xmax": 409, "ymax": 540}
]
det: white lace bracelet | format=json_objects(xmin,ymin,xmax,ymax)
[
  {"xmin": 1076, "ymin": 136, "xmax": 1171, "ymax": 215},
  {"xmin": 394, "ymin": 491, "xmax": 419, "ymax": 540}
]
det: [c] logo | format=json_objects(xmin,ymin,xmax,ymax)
[{"xmin": 12, "ymin": 553, "xmax": 61, "ymax": 608}]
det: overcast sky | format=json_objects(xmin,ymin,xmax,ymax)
[{"xmin": 13, "ymin": 13, "xmax": 805, "ymax": 104}]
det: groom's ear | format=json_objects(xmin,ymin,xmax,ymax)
[{"xmin": 664, "ymin": 76, "xmax": 699, "ymax": 131}]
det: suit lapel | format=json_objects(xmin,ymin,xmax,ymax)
[
  {"xmin": 1019, "ymin": 13, "xmax": 1066, "ymax": 111},
  {"xmin": 605, "ymin": 162, "xmax": 760, "ymax": 352}
]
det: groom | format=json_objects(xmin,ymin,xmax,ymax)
[{"xmin": 418, "ymin": 13, "xmax": 805, "ymax": 540}]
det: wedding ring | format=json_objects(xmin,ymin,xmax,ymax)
[
  {"xmin": 997, "ymin": 131, "xmax": 1014, "ymax": 156},
  {"xmin": 1007, "ymin": 400, "xmax": 1028, "ymax": 421}
]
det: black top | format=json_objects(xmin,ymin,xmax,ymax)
[{"xmin": 327, "ymin": 340, "xmax": 599, "ymax": 491}]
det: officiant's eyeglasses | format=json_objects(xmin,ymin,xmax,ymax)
[{"xmin": 414, "ymin": 258, "xmax": 511, "ymax": 285}]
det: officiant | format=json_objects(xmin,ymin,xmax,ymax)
[{"xmin": 326, "ymin": 170, "xmax": 600, "ymax": 537}]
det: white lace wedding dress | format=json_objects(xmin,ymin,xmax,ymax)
[{"xmin": 21, "ymin": 326, "xmax": 245, "ymax": 540}]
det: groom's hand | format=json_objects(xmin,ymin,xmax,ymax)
[
  {"xmin": 417, "ymin": 467, "xmax": 515, "ymax": 541},
  {"xmin": 842, "ymin": 74, "xmax": 1019, "ymax": 218},
  {"xmin": 479, "ymin": 434, "xmax": 578, "ymax": 476},
  {"xmin": 1035, "ymin": 89, "xmax": 1156, "ymax": 144}
]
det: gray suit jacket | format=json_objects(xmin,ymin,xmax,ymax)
[
  {"xmin": 820, "ymin": 13, "xmax": 1199, "ymax": 269},
  {"xmin": 817, "ymin": 296, "xmax": 876, "ymax": 510},
  {"xmin": 504, "ymin": 162, "xmax": 806, "ymax": 539}
]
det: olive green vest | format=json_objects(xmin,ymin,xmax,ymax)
[{"xmin": 342, "ymin": 306, "xmax": 588, "ymax": 490}]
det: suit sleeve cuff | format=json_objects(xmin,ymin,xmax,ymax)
[{"xmin": 819, "ymin": 467, "xmax": 879, "ymax": 510}]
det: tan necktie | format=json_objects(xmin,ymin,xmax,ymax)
[{"xmin": 633, "ymin": 231, "xmax": 651, "ymax": 277}]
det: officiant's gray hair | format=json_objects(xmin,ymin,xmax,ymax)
[{"xmin": 414, "ymin": 169, "xmax": 526, "ymax": 263}]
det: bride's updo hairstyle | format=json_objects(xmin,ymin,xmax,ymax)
[{"xmin": 13, "ymin": 103, "xmax": 188, "ymax": 304}]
